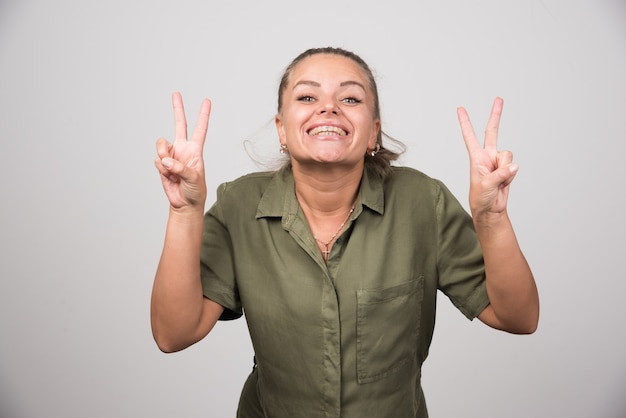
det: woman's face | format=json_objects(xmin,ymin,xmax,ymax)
[{"xmin": 276, "ymin": 54, "xmax": 380, "ymax": 171}]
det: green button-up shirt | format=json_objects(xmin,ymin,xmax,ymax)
[{"xmin": 201, "ymin": 166, "xmax": 489, "ymax": 418}]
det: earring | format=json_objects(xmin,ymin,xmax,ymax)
[
  {"xmin": 280, "ymin": 144, "xmax": 288, "ymax": 154},
  {"xmin": 368, "ymin": 143, "xmax": 381, "ymax": 157}
]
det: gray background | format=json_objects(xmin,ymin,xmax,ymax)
[{"xmin": 1, "ymin": 0, "xmax": 625, "ymax": 417}]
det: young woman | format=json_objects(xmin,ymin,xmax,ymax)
[{"xmin": 151, "ymin": 47, "xmax": 539, "ymax": 417}]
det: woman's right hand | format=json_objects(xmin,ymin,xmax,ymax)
[{"xmin": 155, "ymin": 92, "xmax": 211, "ymax": 210}]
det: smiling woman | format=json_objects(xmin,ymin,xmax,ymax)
[
  {"xmin": 150, "ymin": 46, "xmax": 539, "ymax": 417},
  {"xmin": 275, "ymin": 54, "xmax": 380, "ymax": 174},
  {"xmin": 276, "ymin": 47, "xmax": 401, "ymax": 179}
]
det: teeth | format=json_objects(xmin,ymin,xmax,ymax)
[{"xmin": 309, "ymin": 126, "xmax": 347, "ymax": 136}]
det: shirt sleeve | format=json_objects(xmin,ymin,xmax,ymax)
[
  {"xmin": 435, "ymin": 181, "xmax": 490, "ymax": 320},
  {"xmin": 200, "ymin": 182, "xmax": 243, "ymax": 321}
]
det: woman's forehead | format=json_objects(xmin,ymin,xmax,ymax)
[{"xmin": 289, "ymin": 54, "xmax": 369, "ymax": 86}]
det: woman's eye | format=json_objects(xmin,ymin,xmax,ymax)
[
  {"xmin": 342, "ymin": 97, "xmax": 362, "ymax": 104},
  {"xmin": 297, "ymin": 95, "xmax": 315, "ymax": 102}
]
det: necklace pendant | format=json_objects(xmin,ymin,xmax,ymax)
[
  {"xmin": 313, "ymin": 203, "xmax": 356, "ymax": 263},
  {"xmin": 321, "ymin": 244, "xmax": 331, "ymax": 261}
]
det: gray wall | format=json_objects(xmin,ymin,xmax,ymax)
[{"xmin": 1, "ymin": 1, "xmax": 625, "ymax": 417}]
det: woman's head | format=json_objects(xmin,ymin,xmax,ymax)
[
  {"xmin": 278, "ymin": 47, "xmax": 380, "ymax": 122},
  {"xmin": 276, "ymin": 47, "xmax": 402, "ymax": 177}
]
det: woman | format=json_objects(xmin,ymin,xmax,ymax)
[{"xmin": 151, "ymin": 47, "xmax": 539, "ymax": 417}]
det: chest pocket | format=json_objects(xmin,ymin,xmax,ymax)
[{"xmin": 356, "ymin": 277, "xmax": 424, "ymax": 384}]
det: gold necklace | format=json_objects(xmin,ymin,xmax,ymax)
[{"xmin": 314, "ymin": 204, "xmax": 355, "ymax": 262}]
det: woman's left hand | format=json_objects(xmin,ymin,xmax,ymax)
[{"xmin": 457, "ymin": 97, "xmax": 518, "ymax": 219}]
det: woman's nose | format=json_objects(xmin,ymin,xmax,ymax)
[{"xmin": 318, "ymin": 100, "xmax": 340, "ymax": 115}]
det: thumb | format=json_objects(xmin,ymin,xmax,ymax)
[
  {"xmin": 491, "ymin": 163, "xmax": 519, "ymax": 188},
  {"xmin": 161, "ymin": 157, "xmax": 188, "ymax": 180},
  {"xmin": 162, "ymin": 156, "xmax": 204, "ymax": 183}
]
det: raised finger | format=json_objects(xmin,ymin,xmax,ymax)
[
  {"xmin": 457, "ymin": 106, "xmax": 481, "ymax": 153},
  {"xmin": 484, "ymin": 97, "xmax": 504, "ymax": 150},
  {"xmin": 172, "ymin": 92, "xmax": 188, "ymax": 141},
  {"xmin": 190, "ymin": 98, "xmax": 212, "ymax": 147}
]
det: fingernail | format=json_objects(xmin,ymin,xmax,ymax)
[{"xmin": 162, "ymin": 158, "xmax": 172, "ymax": 168}]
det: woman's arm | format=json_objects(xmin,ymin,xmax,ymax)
[
  {"xmin": 151, "ymin": 93, "xmax": 224, "ymax": 352},
  {"xmin": 457, "ymin": 98, "xmax": 539, "ymax": 334}
]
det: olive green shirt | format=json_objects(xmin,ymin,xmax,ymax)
[{"xmin": 200, "ymin": 166, "xmax": 489, "ymax": 418}]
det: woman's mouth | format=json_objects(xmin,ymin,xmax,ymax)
[{"xmin": 308, "ymin": 125, "xmax": 348, "ymax": 136}]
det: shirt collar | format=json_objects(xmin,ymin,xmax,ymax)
[{"xmin": 255, "ymin": 166, "xmax": 385, "ymax": 221}]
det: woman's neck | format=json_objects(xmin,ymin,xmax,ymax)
[{"xmin": 292, "ymin": 162, "xmax": 363, "ymax": 216}]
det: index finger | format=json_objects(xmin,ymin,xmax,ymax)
[
  {"xmin": 190, "ymin": 98, "xmax": 212, "ymax": 147},
  {"xmin": 484, "ymin": 97, "xmax": 504, "ymax": 150},
  {"xmin": 172, "ymin": 92, "xmax": 187, "ymax": 141},
  {"xmin": 457, "ymin": 105, "xmax": 481, "ymax": 153}
]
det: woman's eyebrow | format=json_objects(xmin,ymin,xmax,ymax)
[
  {"xmin": 339, "ymin": 80, "xmax": 366, "ymax": 90},
  {"xmin": 293, "ymin": 80, "xmax": 320, "ymax": 89},
  {"xmin": 292, "ymin": 80, "xmax": 366, "ymax": 90}
]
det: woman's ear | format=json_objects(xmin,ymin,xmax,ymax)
[
  {"xmin": 275, "ymin": 114, "xmax": 286, "ymax": 142},
  {"xmin": 370, "ymin": 119, "xmax": 381, "ymax": 148}
]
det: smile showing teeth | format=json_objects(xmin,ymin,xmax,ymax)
[{"xmin": 308, "ymin": 125, "xmax": 347, "ymax": 136}]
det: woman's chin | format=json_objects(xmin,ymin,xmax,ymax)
[{"xmin": 294, "ymin": 154, "xmax": 364, "ymax": 171}]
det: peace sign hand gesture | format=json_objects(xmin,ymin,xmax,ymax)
[
  {"xmin": 457, "ymin": 97, "xmax": 518, "ymax": 221},
  {"xmin": 155, "ymin": 92, "xmax": 211, "ymax": 211}
]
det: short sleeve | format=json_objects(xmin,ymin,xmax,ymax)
[
  {"xmin": 435, "ymin": 181, "xmax": 490, "ymax": 319},
  {"xmin": 200, "ymin": 183, "xmax": 243, "ymax": 320}
]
